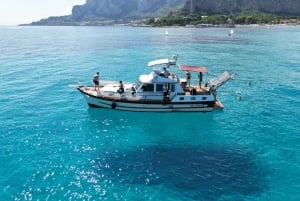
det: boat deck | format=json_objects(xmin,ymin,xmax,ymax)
[
  {"xmin": 79, "ymin": 84, "xmax": 210, "ymax": 98},
  {"xmin": 78, "ymin": 86, "xmax": 154, "ymax": 102},
  {"xmin": 182, "ymin": 85, "xmax": 211, "ymax": 95}
]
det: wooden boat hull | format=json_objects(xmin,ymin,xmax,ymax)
[{"xmin": 77, "ymin": 86, "xmax": 216, "ymax": 112}]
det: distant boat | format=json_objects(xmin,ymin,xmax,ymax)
[
  {"xmin": 228, "ymin": 29, "xmax": 234, "ymax": 36},
  {"xmin": 165, "ymin": 30, "xmax": 169, "ymax": 36}
]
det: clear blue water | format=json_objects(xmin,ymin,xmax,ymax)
[{"xmin": 0, "ymin": 25, "xmax": 299, "ymax": 200}]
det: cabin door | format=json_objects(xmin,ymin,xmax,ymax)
[{"xmin": 168, "ymin": 84, "xmax": 176, "ymax": 99}]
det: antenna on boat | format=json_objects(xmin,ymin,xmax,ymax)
[{"xmin": 168, "ymin": 54, "xmax": 178, "ymax": 67}]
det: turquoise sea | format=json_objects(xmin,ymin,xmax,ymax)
[{"xmin": 0, "ymin": 25, "xmax": 299, "ymax": 200}]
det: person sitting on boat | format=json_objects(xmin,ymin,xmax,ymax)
[
  {"xmin": 93, "ymin": 72, "xmax": 100, "ymax": 90},
  {"xmin": 186, "ymin": 71, "xmax": 191, "ymax": 86},
  {"xmin": 118, "ymin": 81, "xmax": 124, "ymax": 93},
  {"xmin": 162, "ymin": 67, "xmax": 170, "ymax": 77},
  {"xmin": 131, "ymin": 86, "xmax": 136, "ymax": 95}
]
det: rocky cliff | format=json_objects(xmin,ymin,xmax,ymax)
[
  {"xmin": 72, "ymin": 0, "xmax": 185, "ymax": 20},
  {"xmin": 26, "ymin": 0, "xmax": 300, "ymax": 26},
  {"xmin": 182, "ymin": 0, "xmax": 300, "ymax": 16}
]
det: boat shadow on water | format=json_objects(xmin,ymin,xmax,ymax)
[
  {"xmin": 85, "ymin": 110, "xmax": 267, "ymax": 200},
  {"xmin": 91, "ymin": 143, "xmax": 267, "ymax": 200}
]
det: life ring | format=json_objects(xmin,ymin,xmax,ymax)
[{"xmin": 111, "ymin": 102, "xmax": 117, "ymax": 109}]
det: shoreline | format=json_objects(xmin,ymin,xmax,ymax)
[{"xmin": 13, "ymin": 23, "xmax": 299, "ymax": 28}]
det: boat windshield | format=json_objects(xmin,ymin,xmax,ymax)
[{"xmin": 135, "ymin": 82, "xmax": 142, "ymax": 90}]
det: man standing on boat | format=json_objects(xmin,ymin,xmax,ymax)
[
  {"xmin": 163, "ymin": 84, "xmax": 169, "ymax": 101},
  {"xmin": 186, "ymin": 71, "xmax": 191, "ymax": 86},
  {"xmin": 198, "ymin": 72, "xmax": 203, "ymax": 88},
  {"xmin": 163, "ymin": 84, "xmax": 168, "ymax": 96},
  {"xmin": 93, "ymin": 72, "xmax": 100, "ymax": 90}
]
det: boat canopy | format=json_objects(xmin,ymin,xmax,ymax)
[
  {"xmin": 148, "ymin": 59, "xmax": 169, "ymax": 67},
  {"xmin": 139, "ymin": 71, "xmax": 177, "ymax": 84},
  {"xmin": 148, "ymin": 58, "xmax": 177, "ymax": 67},
  {"xmin": 180, "ymin": 65, "xmax": 208, "ymax": 73}
]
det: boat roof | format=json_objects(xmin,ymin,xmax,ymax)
[
  {"xmin": 148, "ymin": 58, "xmax": 176, "ymax": 67},
  {"xmin": 180, "ymin": 65, "xmax": 208, "ymax": 73},
  {"xmin": 148, "ymin": 59, "xmax": 168, "ymax": 67},
  {"xmin": 139, "ymin": 71, "xmax": 177, "ymax": 84}
]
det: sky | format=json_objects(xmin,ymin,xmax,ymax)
[{"xmin": 0, "ymin": 0, "xmax": 86, "ymax": 25}]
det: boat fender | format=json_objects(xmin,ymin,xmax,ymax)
[{"xmin": 111, "ymin": 102, "xmax": 117, "ymax": 109}]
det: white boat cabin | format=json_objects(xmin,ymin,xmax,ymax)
[{"xmin": 134, "ymin": 70, "xmax": 183, "ymax": 101}]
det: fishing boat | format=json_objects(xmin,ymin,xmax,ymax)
[{"xmin": 77, "ymin": 55, "xmax": 233, "ymax": 112}]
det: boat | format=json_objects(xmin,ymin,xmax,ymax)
[
  {"xmin": 165, "ymin": 30, "xmax": 169, "ymax": 36},
  {"xmin": 77, "ymin": 55, "xmax": 233, "ymax": 112}
]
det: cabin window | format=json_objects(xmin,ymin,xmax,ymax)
[
  {"xmin": 179, "ymin": 97, "xmax": 184, "ymax": 100},
  {"xmin": 156, "ymin": 84, "xmax": 163, "ymax": 92},
  {"xmin": 202, "ymin": 97, "xmax": 207, "ymax": 100},
  {"xmin": 142, "ymin": 84, "xmax": 154, "ymax": 92}
]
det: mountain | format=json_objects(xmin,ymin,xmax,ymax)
[
  {"xmin": 182, "ymin": 0, "xmax": 300, "ymax": 16},
  {"xmin": 72, "ymin": 0, "xmax": 185, "ymax": 20},
  {"xmin": 25, "ymin": 0, "xmax": 300, "ymax": 26},
  {"xmin": 26, "ymin": 0, "xmax": 186, "ymax": 25}
]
